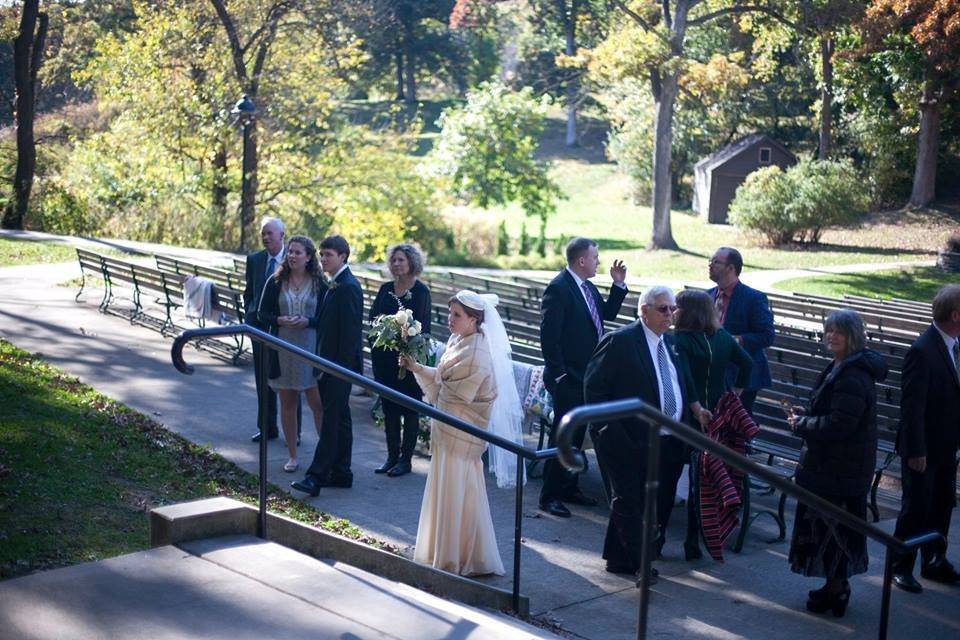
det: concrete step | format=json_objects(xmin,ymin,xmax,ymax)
[{"xmin": 0, "ymin": 536, "xmax": 559, "ymax": 640}]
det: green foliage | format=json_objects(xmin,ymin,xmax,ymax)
[
  {"xmin": 729, "ymin": 158, "xmax": 870, "ymax": 245},
  {"xmin": 496, "ymin": 219, "xmax": 509, "ymax": 254},
  {"xmin": 519, "ymin": 220, "xmax": 531, "ymax": 254},
  {"xmin": 429, "ymin": 80, "xmax": 563, "ymax": 225},
  {"xmin": 36, "ymin": 1, "xmax": 445, "ymax": 257},
  {"xmin": 775, "ymin": 266, "xmax": 951, "ymax": 303},
  {"xmin": 0, "ymin": 237, "xmax": 76, "ymax": 267},
  {"xmin": 0, "ymin": 340, "xmax": 397, "ymax": 579}
]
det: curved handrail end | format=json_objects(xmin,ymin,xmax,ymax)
[{"xmin": 171, "ymin": 333, "xmax": 195, "ymax": 375}]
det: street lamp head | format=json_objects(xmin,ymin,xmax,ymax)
[{"xmin": 231, "ymin": 94, "xmax": 255, "ymax": 125}]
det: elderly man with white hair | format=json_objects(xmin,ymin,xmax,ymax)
[
  {"xmin": 243, "ymin": 216, "xmax": 298, "ymax": 443},
  {"xmin": 584, "ymin": 285, "xmax": 710, "ymax": 578}
]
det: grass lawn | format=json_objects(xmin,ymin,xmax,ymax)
[
  {"xmin": 479, "ymin": 158, "xmax": 950, "ymax": 282},
  {"xmin": 773, "ymin": 266, "xmax": 949, "ymax": 303},
  {"xmin": 0, "ymin": 340, "xmax": 393, "ymax": 580},
  {"xmin": 0, "ymin": 237, "xmax": 79, "ymax": 267}
]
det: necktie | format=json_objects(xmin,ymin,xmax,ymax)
[
  {"xmin": 715, "ymin": 291, "xmax": 727, "ymax": 324},
  {"xmin": 266, "ymin": 255, "xmax": 277, "ymax": 278},
  {"xmin": 657, "ymin": 339, "xmax": 678, "ymax": 418},
  {"xmin": 953, "ymin": 340, "xmax": 960, "ymax": 384},
  {"xmin": 581, "ymin": 281, "xmax": 603, "ymax": 339}
]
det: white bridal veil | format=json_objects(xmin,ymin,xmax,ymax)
[{"xmin": 455, "ymin": 290, "xmax": 526, "ymax": 488}]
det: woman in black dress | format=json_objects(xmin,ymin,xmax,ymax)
[
  {"xmin": 369, "ymin": 243, "xmax": 432, "ymax": 477},
  {"xmin": 787, "ymin": 309, "xmax": 887, "ymax": 617}
]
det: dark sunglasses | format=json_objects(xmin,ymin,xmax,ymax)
[{"xmin": 653, "ymin": 305, "xmax": 678, "ymax": 315}]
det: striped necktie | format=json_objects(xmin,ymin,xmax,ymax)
[
  {"xmin": 581, "ymin": 281, "xmax": 603, "ymax": 338},
  {"xmin": 657, "ymin": 338, "xmax": 678, "ymax": 418}
]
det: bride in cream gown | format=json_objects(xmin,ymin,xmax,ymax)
[{"xmin": 401, "ymin": 290, "xmax": 513, "ymax": 577}]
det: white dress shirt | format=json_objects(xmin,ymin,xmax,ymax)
[{"xmin": 641, "ymin": 321, "xmax": 683, "ymax": 427}]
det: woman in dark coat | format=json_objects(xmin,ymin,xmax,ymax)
[
  {"xmin": 787, "ymin": 309, "xmax": 888, "ymax": 617},
  {"xmin": 673, "ymin": 289, "xmax": 753, "ymax": 560},
  {"xmin": 369, "ymin": 243, "xmax": 432, "ymax": 477}
]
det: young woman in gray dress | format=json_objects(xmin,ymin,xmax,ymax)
[{"xmin": 258, "ymin": 235, "xmax": 325, "ymax": 473}]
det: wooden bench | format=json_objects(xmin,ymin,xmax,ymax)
[{"xmin": 75, "ymin": 250, "xmax": 247, "ymax": 362}]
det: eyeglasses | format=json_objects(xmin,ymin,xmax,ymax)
[
  {"xmin": 708, "ymin": 259, "xmax": 728, "ymax": 266},
  {"xmin": 653, "ymin": 305, "xmax": 678, "ymax": 315}
]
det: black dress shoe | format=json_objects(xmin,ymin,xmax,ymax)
[
  {"xmin": 921, "ymin": 561, "xmax": 960, "ymax": 584},
  {"xmin": 806, "ymin": 585, "xmax": 850, "ymax": 617},
  {"xmin": 291, "ymin": 475, "xmax": 321, "ymax": 496},
  {"xmin": 387, "ymin": 461, "xmax": 412, "ymax": 477},
  {"xmin": 319, "ymin": 475, "xmax": 353, "ymax": 489},
  {"xmin": 892, "ymin": 573, "xmax": 923, "ymax": 593},
  {"xmin": 539, "ymin": 499, "xmax": 571, "ymax": 518},
  {"xmin": 375, "ymin": 459, "xmax": 399, "ymax": 474},
  {"xmin": 605, "ymin": 562, "xmax": 638, "ymax": 575},
  {"xmin": 563, "ymin": 490, "xmax": 599, "ymax": 507},
  {"xmin": 250, "ymin": 430, "xmax": 279, "ymax": 442}
]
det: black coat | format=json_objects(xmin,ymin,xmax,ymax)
[
  {"xmin": 794, "ymin": 349, "xmax": 888, "ymax": 497},
  {"xmin": 315, "ymin": 266, "xmax": 364, "ymax": 376},
  {"xmin": 243, "ymin": 249, "xmax": 279, "ymax": 327},
  {"xmin": 897, "ymin": 324, "xmax": 960, "ymax": 461},
  {"xmin": 584, "ymin": 320, "xmax": 695, "ymax": 445},
  {"xmin": 540, "ymin": 269, "xmax": 627, "ymax": 395},
  {"xmin": 256, "ymin": 274, "xmax": 326, "ymax": 378},
  {"xmin": 368, "ymin": 280, "xmax": 432, "ymax": 389}
]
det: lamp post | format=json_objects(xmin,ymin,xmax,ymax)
[{"xmin": 231, "ymin": 94, "xmax": 256, "ymax": 252}]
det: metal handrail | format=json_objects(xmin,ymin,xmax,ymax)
[
  {"xmin": 171, "ymin": 323, "xmax": 554, "ymax": 612},
  {"xmin": 555, "ymin": 398, "xmax": 942, "ymax": 640}
]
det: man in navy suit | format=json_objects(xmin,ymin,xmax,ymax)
[
  {"xmin": 539, "ymin": 237, "xmax": 628, "ymax": 518},
  {"xmin": 892, "ymin": 285, "xmax": 960, "ymax": 593},
  {"xmin": 243, "ymin": 217, "xmax": 286, "ymax": 442},
  {"xmin": 292, "ymin": 235, "xmax": 364, "ymax": 497},
  {"xmin": 706, "ymin": 247, "xmax": 774, "ymax": 414},
  {"xmin": 585, "ymin": 286, "xmax": 705, "ymax": 576}
]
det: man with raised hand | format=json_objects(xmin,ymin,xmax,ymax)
[{"xmin": 539, "ymin": 237, "xmax": 627, "ymax": 518}]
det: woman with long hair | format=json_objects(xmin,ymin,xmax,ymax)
[
  {"xmin": 672, "ymin": 289, "xmax": 752, "ymax": 560},
  {"xmin": 258, "ymin": 235, "xmax": 325, "ymax": 473}
]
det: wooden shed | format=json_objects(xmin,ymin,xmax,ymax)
[{"xmin": 693, "ymin": 134, "xmax": 797, "ymax": 224}]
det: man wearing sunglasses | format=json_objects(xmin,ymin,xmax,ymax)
[
  {"xmin": 584, "ymin": 286, "xmax": 709, "ymax": 577},
  {"xmin": 707, "ymin": 247, "xmax": 774, "ymax": 414}
]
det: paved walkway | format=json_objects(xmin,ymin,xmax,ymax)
[{"xmin": 0, "ymin": 245, "xmax": 957, "ymax": 638}]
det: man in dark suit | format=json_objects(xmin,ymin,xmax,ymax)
[
  {"xmin": 584, "ymin": 286, "xmax": 705, "ymax": 575},
  {"xmin": 892, "ymin": 285, "xmax": 960, "ymax": 593},
  {"xmin": 292, "ymin": 235, "xmax": 364, "ymax": 497},
  {"xmin": 539, "ymin": 237, "xmax": 628, "ymax": 518},
  {"xmin": 706, "ymin": 247, "xmax": 774, "ymax": 414},
  {"xmin": 243, "ymin": 217, "xmax": 286, "ymax": 442}
]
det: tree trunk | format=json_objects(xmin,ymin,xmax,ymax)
[
  {"xmin": 650, "ymin": 70, "xmax": 679, "ymax": 250},
  {"xmin": 2, "ymin": 2, "xmax": 47, "ymax": 230},
  {"xmin": 210, "ymin": 141, "xmax": 229, "ymax": 247},
  {"xmin": 562, "ymin": 0, "xmax": 578, "ymax": 147},
  {"xmin": 395, "ymin": 49, "xmax": 405, "ymax": 101},
  {"xmin": 818, "ymin": 36, "xmax": 834, "ymax": 160},
  {"xmin": 909, "ymin": 72, "xmax": 941, "ymax": 207},
  {"xmin": 401, "ymin": 10, "xmax": 417, "ymax": 103}
]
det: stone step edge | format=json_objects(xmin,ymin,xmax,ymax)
[{"xmin": 150, "ymin": 496, "xmax": 529, "ymax": 616}]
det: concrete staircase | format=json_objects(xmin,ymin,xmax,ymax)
[{"xmin": 0, "ymin": 535, "xmax": 559, "ymax": 640}]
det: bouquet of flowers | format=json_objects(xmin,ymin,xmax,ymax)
[{"xmin": 368, "ymin": 304, "xmax": 432, "ymax": 379}]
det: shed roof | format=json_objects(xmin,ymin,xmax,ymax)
[{"xmin": 694, "ymin": 134, "xmax": 794, "ymax": 173}]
